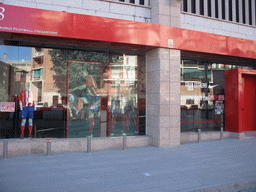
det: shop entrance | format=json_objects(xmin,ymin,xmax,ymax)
[
  {"xmin": 225, "ymin": 69, "xmax": 256, "ymax": 133},
  {"xmin": 243, "ymin": 75, "xmax": 256, "ymax": 131}
]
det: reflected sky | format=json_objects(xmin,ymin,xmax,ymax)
[{"xmin": 0, "ymin": 45, "xmax": 32, "ymax": 62}]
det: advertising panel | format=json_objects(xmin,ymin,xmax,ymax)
[
  {"xmin": 0, "ymin": 4, "xmax": 255, "ymax": 59},
  {"xmin": 0, "ymin": 102, "xmax": 15, "ymax": 112}
]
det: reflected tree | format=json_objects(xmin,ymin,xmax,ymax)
[
  {"xmin": 48, "ymin": 49, "xmax": 111, "ymax": 91},
  {"xmin": 0, "ymin": 87, "xmax": 8, "ymax": 102}
]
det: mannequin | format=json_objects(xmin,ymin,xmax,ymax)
[{"xmin": 18, "ymin": 86, "xmax": 36, "ymax": 139}]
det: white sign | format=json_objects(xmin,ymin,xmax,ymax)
[
  {"xmin": 185, "ymin": 82, "xmax": 218, "ymax": 89},
  {"xmin": 185, "ymin": 82, "xmax": 207, "ymax": 88},
  {"xmin": 168, "ymin": 39, "xmax": 173, "ymax": 48}
]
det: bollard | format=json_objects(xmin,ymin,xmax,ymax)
[
  {"xmin": 46, "ymin": 138, "xmax": 51, "ymax": 156},
  {"xmin": 220, "ymin": 127, "xmax": 223, "ymax": 140},
  {"xmin": 3, "ymin": 140, "xmax": 8, "ymax": 159},
  {"xmin": 123, "ymin": 134, "xmax": 126, "ymax": 150},
  {"xmin": 87, "ymin": 136, "xmax": 91, "ymax": 153},
  {"xmin": 198, "ymin": 129, "xmax": 201, "ymax": 143}
]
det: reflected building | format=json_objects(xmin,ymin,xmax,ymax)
[
  {"xmin": 31, "ymin": 48, "xmax": 66, "ymax": 107},
  {"xmin": 0, "ymin": 54, "xmax": 30, "ymax": 102}
]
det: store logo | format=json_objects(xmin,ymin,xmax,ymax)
[
  {"xmin": 0, "ymin": 7, "xmax": 5, "ymax": 20},
  {"xmin": 185, "ymin": 82, "xmax": 219, "ymax": 89}
]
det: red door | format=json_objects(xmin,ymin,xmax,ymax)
[{"xmin": 243, "ymin": 75, "xmax": 256, "ymax": 131}]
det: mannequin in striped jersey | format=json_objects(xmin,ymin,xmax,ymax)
[{"xmin": 18, "ymin": 87, "xmax": 37, "ymax": 139}]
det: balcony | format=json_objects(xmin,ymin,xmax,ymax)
[
  {"xmin": 32, "ymin": 68, "xmax": 43, "ymax": 81},
  {"xmin": 32, "ymin": 51, "xmax": 44, "ymax": 58}
]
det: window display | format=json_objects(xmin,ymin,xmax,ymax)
[
  {"xmin": 67, "ymin": 61, "xmax": 102, "ymax": 138},
  {"xmin": 18, "ymin": 86, "xmax": 36, "ymax": 139},
  {"xmin": 0, "ymin": 45, "xmax": 146, "ymax": 139},
  {"xmin": 108, "ymin": 61, "xmax": 138, "ymax": 136}
]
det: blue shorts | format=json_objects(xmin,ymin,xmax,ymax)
[{"xmin": 21, "ymin": 107, "xmax": 34, "ymax": 119}]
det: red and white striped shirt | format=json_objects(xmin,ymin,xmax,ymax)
[{"xmin": 18, "ymin": 90, "xmax": 36, "ymax": 107}]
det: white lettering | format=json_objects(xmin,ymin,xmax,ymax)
[
  {"xmin": 185, "ymin": 82, "xmax": 208, "ymax": 88},
  {"xmin": 200, "ymin": 83, "xmax": 207, "ymax": 88},
  {"xmin": 0, "ymin": 7, "xmax": 5, "ymax": 21}
]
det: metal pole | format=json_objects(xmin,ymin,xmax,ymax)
[
  {"xmin": 46, "ymin": 138, "xmax": 51, "ymax": 156},
  {"xmin": 3, "ymin": 140, "xmax": 8, "ymax": 159},
  {"xmin": 87, "ymin": 136, "xmax": 91, "ymax": 153},
  {"xmin": 220, "ymin": 127, "xmax": 223, "ymax": 140},
  {"xmin": 198, "ymin": 129, "xmax": 201, "ymax": 143},
  {"xmin": 123, "ymin": 134, "xmax": 126, "ymax": 150}
]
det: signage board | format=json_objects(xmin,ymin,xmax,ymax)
[
  {"xmin": 0, "ymin": 5, "xmax": 255, "ymax": 59},
  {"xmin": 0, "ymin": 102, "xmax": 15, "ymax": 112}
]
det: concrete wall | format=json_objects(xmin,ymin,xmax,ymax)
[
  {"xmin": 181, "ymin": 13, "xmax": 256, "ymax": 41},
  {"xmin": 0, "ymin": 136, "xmax": 152, "ymax": 156},
  {"xmin": 151, "ymin": 0, "xmax": 181, "ymax": 27},
  {"xmin": 1, "ymin": 132, "xmax": 252, "ymax": 157},
  {"xmin": 2, "ymin": 0, "xmax": 151, "ymax": 22}
]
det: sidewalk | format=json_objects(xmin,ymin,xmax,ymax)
[{"xmin": 1, "ymin": 137, "xmax": 256, "ymax": 192}]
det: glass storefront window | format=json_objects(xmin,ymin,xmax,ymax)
[
  {"xmin": 180, "ymin": 59, "xmax": 255, "ymax": 132},
  {"xmin": 0, "ymin": 45, "xmax": 146, "ymax": 139},
  {"xmin": 108, "ymin": 60, "xmax": 138, "ymax": 137}
]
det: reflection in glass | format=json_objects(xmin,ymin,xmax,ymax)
[
  {"xmin": 68, "ymin": 61, "xmax": 101, "ymax": 138},
  {"xmin": 108, "ymin": 58, "xmax": 138, "ymax": 136},
  {"xmin": 0, "ymin": 45, "xmax": 145, "ymax": 139},
  {"xmin": 181, "ymin": 60, "xmax": 221, "ymax": 132}
]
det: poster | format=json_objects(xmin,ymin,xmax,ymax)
[
  {"xmin": 209, "ymin": 95, "xmax": 218, "ymax": 100},
  {"xmin": 0, "ymin": 102, "xmax": 15, "ymax": 112},
  {"xmin": 215, "ymin": 101, "xmax": 223, "ymax": 114},
  {"xmin": 218, "ymin": 95, "xmax": 224, "ymax": 100},
  {"xmin": 68, "ymin": 61, "xmax": 101, "ymax": 120}
]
